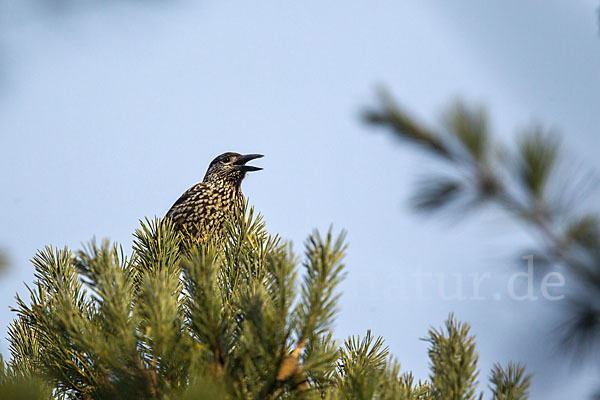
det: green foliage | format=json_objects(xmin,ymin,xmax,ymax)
[
  {"xmin": 1, "ymin": 205, "xmax": 530, "ymax": 399},
  {"xmin": 364, "ymin": 90, "xmax": 600, "ymax": 362},
  {"xmin": 297, "ymin": 231, "xmax": 346, "ymax": 342},
  {"xmin": 443, "ymin": 101, "xmax": 490, "ymax": 163},
  {"xmin": 330, "ymin": 330, "xmax": 431, "ymax": 400},
  {"xmin": 515, "ymin": 127, "xmax": 559, "ymax": 200},
  {"xmin": 364, "ymin": 89, "xmax": 453, "ymax": 160},
  {"xmin": 335, "ymin": 330, "xmax": 391, "ymax": 397},
  {"xmin": 0, "ymin": 360, "xmax": 49, "ymax": 400},
  {"xmin": 426, "ymin": 314, "xmax": 479, "ymax": 400},
  {"xmin": 489, "ymin": 362, "xmax": 531, "ymax": 400},
  {"xmin": 412, "ymin": 177, "xmax": 463, "ymax": 213}
]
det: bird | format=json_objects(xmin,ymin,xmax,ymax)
[{"xmin": 166, "ymin": 152, "xmax": 263, "ymax": 238}]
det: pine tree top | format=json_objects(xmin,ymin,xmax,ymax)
[{"xmin": 1, "ymin": 204, "xmax": 530, "ymax": 400}]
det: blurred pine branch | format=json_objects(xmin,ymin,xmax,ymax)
[{"xmin": 363, "ymin": 89, "xmax": 600, "ymax": 362}]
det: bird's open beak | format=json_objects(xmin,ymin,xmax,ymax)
[{"xmin": 234, "ymin": 154, "xmax": 264, "ymax": 172}]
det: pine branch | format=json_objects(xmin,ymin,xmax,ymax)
[
  {"xmin": 425, "ymin": 314, "xmax": 480, "ymax": 400},
  {"xmin": 489, "ymin": 362, "xmax": 531, "ymax": 400},
  {"xmin": 296, "ymin": 229, "xmax": 347, "ymax": 342},
  {"xmin": 364, "ymin": 90, "xmax": 600, "ymax": 358}
]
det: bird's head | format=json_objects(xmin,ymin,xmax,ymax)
[{"xmin": 203, "ymin": 152, "xmax": 264, "ymax": 185}]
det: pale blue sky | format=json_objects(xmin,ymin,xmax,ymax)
[{"xmin": 1, "ymin": 1, "xmax": 599, "ymax": 398}]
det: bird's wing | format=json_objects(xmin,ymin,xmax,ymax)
[{"xmin": 165, "ymin": 182, "xmax": 206, "ymax": 223}]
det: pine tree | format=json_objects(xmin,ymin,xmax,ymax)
[{"xmin": 1, "ymin": 204, "xmax": 530, "ymax": 399}]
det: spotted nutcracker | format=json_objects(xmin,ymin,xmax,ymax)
[{"xmin": 166, "ymin": 152, "xmax": 263, "ymax": 238}]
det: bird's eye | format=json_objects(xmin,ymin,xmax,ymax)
[{"xmin": 221, "ymin": 157, "xmax": 231, "ymax": 164}]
